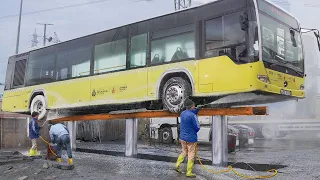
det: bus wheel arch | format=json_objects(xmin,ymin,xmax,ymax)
[
  {"xmin": 159, "ymin": 124, "xmax": 174, "ymax": 144},
  {"xmin": 29, "ymin": 91, "xmax": 47, "ymax": 120},
  {"xmin": 159, "ymin": 72, "xmax": 193, "ymax": 113}
]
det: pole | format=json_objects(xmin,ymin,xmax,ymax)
[
  {"xmin": 15, "ymin": 0, "xmax": 23, "ymax": 54},
  {"xmin": 67, "ymin": 121, "xmax": 77, "ymax": 151},
  {"xmin": 0, "ymin": 118, "xmax": 3, "ymax": 149},
  {"xmin": 125, "ymin": 118, "xmax": 138, "ymax": 156},
  {"xmin": 43, "ymin": 24, "xmax": 46, "ymax": 46},
  {"xmin": 212, "ymin": 115, "xmax": 228, "ymax": 166},
  {"xmin": 37, "ymin": 23, "xmax": 53, "ymax": 47}
]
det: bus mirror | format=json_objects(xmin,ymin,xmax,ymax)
[
  {"xmin": 239, "ymin": 12, "xmax": 249, "ymax": 31},
  {"xmin": 314, "ymin": 32, "xmax": 320, "ymax": 51},
  {"xmin": 290, "ymin": 29, "xmax": 297, "ymax": 47}
]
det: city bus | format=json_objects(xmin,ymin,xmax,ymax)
[{"xmin": 2, "ymin": 0, "xmax": 307, "ymax": 119}]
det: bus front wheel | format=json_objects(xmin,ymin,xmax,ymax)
[
  {"xmin": 30, "ymin": 95, "xmax": 47, "ymax": 120},
  {"xmin": 162, "ymin": 77, "xmax": 192, "ymax": 113}
]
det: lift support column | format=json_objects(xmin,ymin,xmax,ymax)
[
  {"xmin": 212, "ymin": 115, "xmax": 228, "ymax": 166},
  {"xmin": 67, "ymin": 121, "xmax": 77, "ymax": 151},
  {"xmin": 125, "ymin": 118, "xmax": 138, "ymax": 157}
]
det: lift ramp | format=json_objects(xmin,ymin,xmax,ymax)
[
  {"xmin": 52, "ymin": 106, "xmax": 267, "ymax": 122},
  {"xmin": 54, "ymin": 106, "xmax": 266, "ymax": 167}
]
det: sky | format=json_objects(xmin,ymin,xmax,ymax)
[{"xmin": 0, "ymin": 0, "xmax": 320, "ymax": 117}]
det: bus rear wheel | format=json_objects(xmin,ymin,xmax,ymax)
[
  {"xmin": 30, "ymin": 95, "xmax": 47, "ymax": 120},
  {"xmin": 162, "ymin": 77, "xmax": 192, "ymax": 113},
  {"xmin": 159, "ymin": 127, "xmax": 173, "ymax": 144}
]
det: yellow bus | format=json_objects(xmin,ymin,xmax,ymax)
[{"xmin": 2, "ymin": 0, "xmax": 307, "ymax": 119}]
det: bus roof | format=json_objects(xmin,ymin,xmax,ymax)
[{"xmin": 11, "ymin": 0, "xmax": 299, "ymax": 58}]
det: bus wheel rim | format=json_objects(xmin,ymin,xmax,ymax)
[
  {"xmin": 163, "ymin": 131, "xmax": 170, "ymax": 140},
  {"xmin": 165, "ymin": 85, "xmax": 183, "ymax": 106},
  {"xmin": 34, "ymin": 100, "xmax": 44, "ymax": 114}
]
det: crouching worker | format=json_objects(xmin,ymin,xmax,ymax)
[
  {"xmin": 49, "ymin": 123, "xmax": 73, "ymax": 165},
  {"xmin": 175, "ymin": 99, "xmax": 200, "ymax": 178},
  {"xmin": 29, "ymin": 112, "xmax": 40, "ymax": 156}
]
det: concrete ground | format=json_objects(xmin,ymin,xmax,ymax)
[
  {"xmin": 1, "ymin": 131, "xmax": 320, "ymax": 180},
  {"xmin": 0, "ymin": 151, "xmax": 247, "ymax": 180},
  {"xmin": 76, "ymin": 131, "xmax": 320, "ymax": 180}
]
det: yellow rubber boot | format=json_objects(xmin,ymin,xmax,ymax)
[
  {"xmin": 186, "ymin": 160, "xmax": 196, "ymax": 178},
  {"xmin": 68, "ymin": 158, "xmax": 73, "ymax": 165},
  {"xmin": 29, "ymin": 149, "xmax": 36, "ymax": 157},
  {"xmin": 56, "ymin": 158, "xmax": 62, "ymax": 163},
  {"xmin": 34, "ymin": 149, "xmax": 38, "ymax": 156},
  {"xmin": 175, "ymin": 155, "xmax": 185, "ymax": 173}
]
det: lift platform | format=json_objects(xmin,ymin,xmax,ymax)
[
  {"xmin": 53, "ymin": 106, "xmax": 267, "ymax": 122},
  {"xmin": 52, "ymin": 106, "xmax": 267, "ymax": 167}
]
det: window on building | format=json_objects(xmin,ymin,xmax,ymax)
[
  {"xmin": 56, "ymin": 47, "xmax": 92, "ymax": 80},
  {"xmin": 130, "ymin": 34, "xmax": 147, "ymax": 68},
  {"xmin": 26, "ymin": 53, "xmax": 55, "ymax": 86},
  {"xmin": 94, "ymin": 39, "xmax": 127, "ymax": 74}
]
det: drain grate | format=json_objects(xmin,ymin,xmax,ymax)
[{"xmin": 227, "ymin": 162, "xmax": 287, "ymax": 172}]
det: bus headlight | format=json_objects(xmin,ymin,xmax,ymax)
[
  {"xmin": 300, "ymin": 84, "xmax": 304, "ymax": 90},
  {"xmin": 257, "ymin": 75, "xmax": 270, "ymax": 84}
]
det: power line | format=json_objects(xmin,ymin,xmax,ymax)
[
  {"xmin": 0, "ymin": 0, "xmax": 154, "ymax": 20},
  {"xmin": 0, "ymin": 0, "xmax": 115, "ymax": 20}
]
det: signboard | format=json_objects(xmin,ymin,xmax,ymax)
[{"xmin": 258, "ymin": 0, "xmax": 298, "ymax": 28}]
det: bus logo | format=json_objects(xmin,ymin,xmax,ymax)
[{"xmin": 92, "ymin": 90, "xmax": 96, "ymax": 97}]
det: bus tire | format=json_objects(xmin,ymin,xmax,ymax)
[
  {"xmin": 159, "ymin": 127, "xmax": 173, "ymax": 144},
  {"xmin": 30, "ymin": 95, "xmax": 47, "ymax": 120},
  {"xmin": 162, "ymin": 77, "xmax": 192, "ymax": 113},
  {"xmin": 261, "ymin": 125, "xmax": 276, "ymax": 139}
]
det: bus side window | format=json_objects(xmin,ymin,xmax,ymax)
[
  {"xmin": 26, "ymin": 53, "xmax": 55, "ymax": 86},
  {"xmin": 130, "ymin": 34, "xmax": 147, "ymax": 68},
  {"xmin": 151, "ymin": 32, "xmax": 195, "ymax": 65},
  {"xmin": 94, "ymin": 39, "xmax": 127, "ymax": 74},
  {"xmin": 56, "ymin": 47, "xmax": 92, "ymax": 80},
  {"xmin": 205, "ymin": 17, "xmax": 223, "ymax": 58}
]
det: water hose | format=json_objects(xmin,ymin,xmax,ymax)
[
  {"xmin": 40, "ymin": 136, "xmax": 58, "ymax": 157},
  {"xmin": 195, "ymin": 144, "xmax": 278, "ymax": 179}
]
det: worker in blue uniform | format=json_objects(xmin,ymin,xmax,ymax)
[{"xmin": 175, "ymin": 98, "xmax": 200, "ymax": 177}]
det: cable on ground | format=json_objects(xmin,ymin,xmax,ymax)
[{"xmin": 196, "ymin": 145, "xmax": 278, "ymax": 179}]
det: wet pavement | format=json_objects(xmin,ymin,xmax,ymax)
[{"xmin": 76, "ymin": 131, "xmax": 320, "ymax": 180}]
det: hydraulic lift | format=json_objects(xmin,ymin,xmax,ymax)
[{"xmin": 52, "ymin": 106, "xmax": 267, "ymax": 167}]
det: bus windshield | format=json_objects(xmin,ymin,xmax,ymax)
[{"xmin": 258, "ymin": 0, "xmax": 304, "ymax": 75}]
